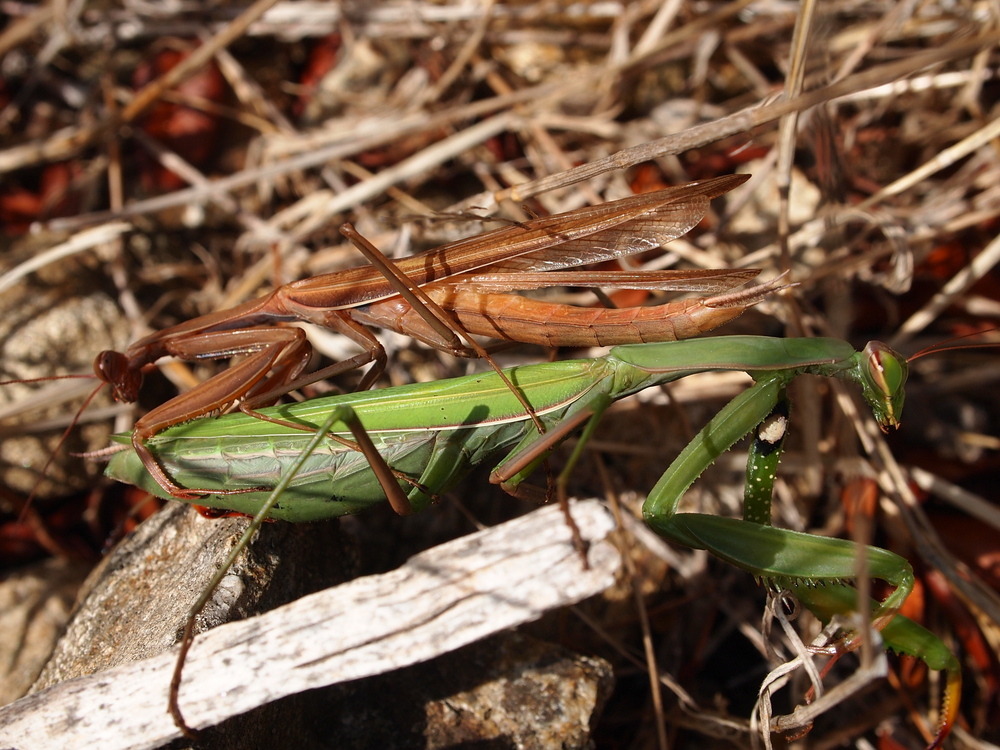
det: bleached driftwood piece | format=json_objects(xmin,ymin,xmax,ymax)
[{"xmin": 0, "ymin": 500, "xmax": 619, "ymax": 750}]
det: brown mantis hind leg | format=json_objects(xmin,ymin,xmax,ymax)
[
  {"xmin": 168, "ymin": 405, "xmax": 348, "ymax": 737},
  {"xmin": 338, "ymin": 224, "xmax": 564, "ymax": 517}
]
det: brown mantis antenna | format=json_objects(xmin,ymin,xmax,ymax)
[{"xmin": 0, "ymin": 376, "xmax": 106, "ymax": 554}]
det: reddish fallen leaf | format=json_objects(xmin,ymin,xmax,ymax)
[
  {"xmin": 924, "ymin": 567, "xmax": 998, "ymax": 701},
  {"xmin": 132, "ymin": 45, "xmax": 225, "ymax": 193},
  {"xmin": 484, "ymin": 131, "xmax": 524, "ymax": 164},
  {"xmin": 684, "ymin": 143, "xmax": 768, "ymax": 178},
  {"xmin": 931, "ymin": 513, "xmax": 1000, "ymax": 593},
  {"xmin": 293, "ymin": 33, "xmax": 342, "ymax": 119},
  {"xmin": 629, "ymin": 163, "xmax": 670, "ymax": 194},
  {"xmin": 0, "ymin": 162, "xmax": 81, "ymax": 234},
  {"xmin": 841, "ymin": 476, "xmax": 879, "ymax": 538}
]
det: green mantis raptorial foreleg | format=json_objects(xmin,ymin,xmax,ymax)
[
  {"xmin": 749, "ymin": 397, "xmax": 961, "ymax": 747},
  {"xmin": 103, "ymin": 336, "xmax": 960, "ymax": 746}
]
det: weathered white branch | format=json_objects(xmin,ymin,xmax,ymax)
[{"xmin": 0, "ymin": 501, "xmax": 618, "ymax": 750}]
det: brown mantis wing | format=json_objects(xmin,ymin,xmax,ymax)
[
  {"xmin": 287, "ymin": 174, "xmax": 749, "ymax": 307},
  {"xmin": 100, "ymin": 173, "xmax": 754, "ymax": 394},
  {"xmin": 121, "ymin": 172, "xmax": 751, "ymax": 350},
  {"xmin": 351, "ymin": 273, "xmax": 783, "ymax": 351}
]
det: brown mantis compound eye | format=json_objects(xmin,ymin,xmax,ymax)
[{"xmin": 94, "ymin": 350, "xmax": 143, "ymax": 403}]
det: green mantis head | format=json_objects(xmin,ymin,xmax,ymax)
[{"xmin": 857, "ymin": 341, "xmax": 908, "ymax": 431}]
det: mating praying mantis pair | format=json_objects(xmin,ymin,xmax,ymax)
[
  {"xmin": 90, "ymin": 173, "xmax": 782, "ymax": 500},
  {"xmin": 5, "ymin": 173, "xmax": 961, "ymax": 746},
  {"xmin": 104, "ymin": 335, "xmax": 960, "ymax": 748}
]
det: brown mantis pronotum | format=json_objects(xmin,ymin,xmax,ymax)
[{"xmin": 89, "ymin": 173, "xmax": 782, "ymax": 502}]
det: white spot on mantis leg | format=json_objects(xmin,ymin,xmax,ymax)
[{"xmin": 757, "ymin": 412, "xmax": 788, "ymax": 446}]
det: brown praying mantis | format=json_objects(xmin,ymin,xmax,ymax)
[{"xmin": 83, "ymin": 173, "xmax": 784, "ymax": 502}]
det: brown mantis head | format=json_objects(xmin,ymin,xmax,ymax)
[{"xmin": 94, "ymin": 350, "xmax": 143, "ymax": 403}]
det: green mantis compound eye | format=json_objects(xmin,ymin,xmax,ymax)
[{"xmin": 861, "ymin": 341, "xmax": 908, "ymax": 431}]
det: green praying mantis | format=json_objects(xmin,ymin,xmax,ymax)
[{"xmin": 104, "ymin": 335, "xmax": 960, "ymax": 747}]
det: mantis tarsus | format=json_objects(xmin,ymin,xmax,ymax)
[
  {"xmin": 104, "ymin": 335, "xmax": 960, "ymax": 747},
  {"xmin": 89, "ymin": 173, "xmax": 783, "ymax": 502}
]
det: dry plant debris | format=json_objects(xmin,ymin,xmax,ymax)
[{"xmin": 1, "ymin": 0, "xmax": 999, "ymax": 747}]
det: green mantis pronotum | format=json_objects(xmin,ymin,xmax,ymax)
[{"xmin": 104, "ymin": 336, "xmax": 960, "ymax": 747}]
